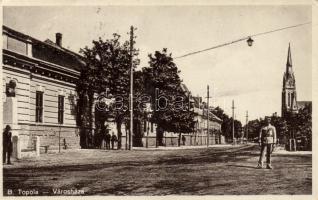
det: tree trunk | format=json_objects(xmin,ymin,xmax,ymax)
[
  {"xmin": 88, "ymin": 92, "xmax": 94, "ymax": 148},
  {"xmin": 116, "ymin": 119, "xmax": 122, "ymax": 149},
  {"xmin": 80, "ymin": 128, "xmax": 87, "ymax": 149},
  {"xmin": 133, "ymin": 119, "xmax": 144, "ymax": 147},
  {"xmin": 78, "ymin": 91, "xmax": 91, "ymax": 149},
  {"xmin": 156, "ymin": 125, "xmax": 164, "ymax": 146}
]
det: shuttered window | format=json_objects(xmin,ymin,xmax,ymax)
[
  {"xmin": 36, "ymin": 91, "xmax": 43, "ymax": 122},
  {"xmin": 58, "ymin": 95, "xmax": 64, "ymax": 124}
]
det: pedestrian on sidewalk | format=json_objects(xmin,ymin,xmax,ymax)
[
  {"xmin": 182, "ymin": 135, "xmax": 186, "ymax": 145},
  {"xmin": 100, "ymin": 126, "xmax": 106, "ymax": 149},
  {"xmin": 97, "ymin": 127, "xmax": 103, "ymax": 149},
  {"xmin": 3, "ymin": 125, "xmax": 13, "ymax": 165},
  {"xmin": 111, "ymin": 132, "xmax": 118, "ymax": 150},
  {"xmin": 257, "ymin": 117, "xmax": 277, "ymax": 169},
  {"xmin": 105, "ymin": 129, "xmax": 111, "ymax": 150}
]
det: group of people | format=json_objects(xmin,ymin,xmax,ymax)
[{"xmin": 99, "ymin": 125, "xmax": 118, "ymax": 150}]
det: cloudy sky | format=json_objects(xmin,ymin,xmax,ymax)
[{"xmin": 3, "ymin": 5, "xmax": 312, "ymax": 123}]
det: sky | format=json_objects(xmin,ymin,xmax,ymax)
[{"xmin": 3, "ymin": 5, "xmax": 312, "ymax": 123}]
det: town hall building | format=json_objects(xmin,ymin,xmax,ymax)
[{"xmin": 2, "ymin": 25, "xmax": 85, "ymax": 156}]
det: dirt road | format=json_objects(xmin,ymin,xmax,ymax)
[{"xmin": 3, "ymin": 144, "xmax": 312, "ymax": 196}]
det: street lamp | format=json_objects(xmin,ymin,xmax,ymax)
[{"xmin": 246, "ymin": 37, "xmax": 254, "ymax": 47}]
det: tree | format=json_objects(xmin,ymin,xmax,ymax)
[
  {"xmin": 79, "ymin": 33, "xmax": 139, "ymax": 149},
  {"xmin": 142, "ymin": 49, "xmax": 195, "ymax": 145},
  {"xmin": 211, "ymin": 106, "xmax": 242, "ymax": 141},
  {"xmin": 234, "ymin": 119, "xmax": 242, "ymax": 138},
  {"xmin": 269, "ymin": 115, "xmax": 288, "ymax": 143},
  {"xmin": 284, "ymin": 103, "xmax": 312, "ymax": 149},
  {"xmin": 132, "ymin": 70, "xmax": 147, "ymax": 147},
  {"xmin": 297, "ymin": 103, "xmax": 312, "ymax": 141},
  {"xmin": 245, "ymin": 119, "xmax": 261, "ymax": 141},
  {"xmin": 76, "ymin": 55, "xmax": 96, "ymax": 148},
  {"xmin": 245, "ymin": 115, "xmax": 288, "ymax": 144}
]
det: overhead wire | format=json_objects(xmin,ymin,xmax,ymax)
[{"xmin": 174, "ymin": 21, "xmax": 311, "ymax": 59}]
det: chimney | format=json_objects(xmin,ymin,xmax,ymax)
[{"xmin": 56, "ymin": 33, "xmax": 62, "ymax": 47}]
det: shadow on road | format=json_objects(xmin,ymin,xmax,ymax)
[
  {"xmin": 226, "ymin": 164, "xmax": 257, "ymax": 169},
  {"xmin": 2, "ymin": 144, "xmax": 312, "ymax": 195}
]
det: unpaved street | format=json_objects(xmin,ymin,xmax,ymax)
[{"xmin": 3, "ymin": 145, "xmax": 312, "ymax": 196}]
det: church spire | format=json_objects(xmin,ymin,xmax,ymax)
[
  {"xmin": 282, "ymin": 43, "xmax": 298, "ymax": 117},
  {"xmin": 287, "ymin": 43, "xmax": 292, "ymax": 67}
]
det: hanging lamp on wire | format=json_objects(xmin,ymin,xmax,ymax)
[{"xmin": 246, "ymin": 37, "xmax": 254, "ymax": 47}]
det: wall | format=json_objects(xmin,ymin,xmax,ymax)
[{"xmin": 3, "ymin": 62, "xmax": 80, "ymax": 152}]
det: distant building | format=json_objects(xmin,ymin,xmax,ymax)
[
  {"xmin": 2, "ymin": 25, "xmax": 85, "ymax": 153},
  {"xmin": 281, "ymin": 43, "xmax": 311, "ymax": 117},
  {"xmin": 297, "ymin": 101, "xmax": 312, "ymax": 110},
  {"xmin": 180, "ymin": 84, "xmax": 222, "ymax": 133},
  {"xmin": 180, "ymin": 84, "xmax": 223, "ymax": 145},
  {"xmin": 192, "ymin": 96, "xmax": 222, "ymax": 133}
]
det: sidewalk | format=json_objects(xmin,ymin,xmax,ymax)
[
  {"xmin": 274, "ymin": 148, "xmax": 312, "ymax": 155},
  {"xmin": 3, "ymin": 144, "xmax": 249, "ymax": 169},
  {"xmin": 133, "ymin": 144, "xmax": 236, "ymax": 151}
]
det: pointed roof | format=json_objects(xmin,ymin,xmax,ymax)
[{"xmin": 287, "ymin": 43, "xmax": 292, "ymax": 67}]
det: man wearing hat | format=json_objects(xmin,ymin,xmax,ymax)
[
  {"xmin": 257, "ymin": 117, "xmax": 277, "ymax": 169},
  {"xmin": 3, "ymin": 125, "xmax": 13, "ymax": 165}
]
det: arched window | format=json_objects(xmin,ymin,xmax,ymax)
[{"xmin": 288, "ymin": 93, "xmax": 290, "ymax": 107}]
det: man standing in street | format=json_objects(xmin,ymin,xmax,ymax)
[
  {"xmin": 182, "ymin": 135, "xmax": 186, "ymax": 146},
  {"xmin": 111, "ymin": 132, "xmax": 118, "ymax": 150},
  {"xmin": 257, "ymin": 117, "xmax": 277, "ymax": 169},
  {"xmin": 3, "ymin": 125, "xmax": 13, "ymax": 165},
  {"xmin": 105, "ymin": 129, "xmax": 111, "ymax": 150}
]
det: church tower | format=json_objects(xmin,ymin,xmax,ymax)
[{"xmin": 282, "ymin": 43, "xmax": 298, "ymax": 117}]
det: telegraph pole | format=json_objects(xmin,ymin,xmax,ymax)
[
  {"xmin": 207, "ymin": 85, "xmax": 210, "ymax": 147},
  {"xmin": 245, "ymin": 111, "xmax": 249, "ymax": 143},
  {"xmin": 232, "ymin": 100, "xmax": 235, "ymax": 144},
  {"xmin": 129, "ymin": 26, "xmax": 134, "ymax": 150}
]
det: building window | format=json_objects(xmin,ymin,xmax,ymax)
[
  {"xmin": 3, "ymin": 35, "xmax": 8, "ymax": 49},
  {"xmin": 58, "ymin": 95, "xmax": 64, "ymax": 124},
  {"xmin": 36, "ymin": 91, "xmax": 43, "ymax": 122},
  {"xmin": 287, "ymin": 93, "xmax": 290, "ymax": 107},
  {"xmin": 7, "ymin": 36, "xmax": 27, "ymax": 55}
]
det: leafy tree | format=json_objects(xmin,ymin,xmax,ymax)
[
  {"xmin": 132, "ymin": 70, "xmax": 147, "ymax": 147},
  {"xmin": 297, "ymin": 103, "xmax": 312, "ymax": 141},
  {"xmin": 284, "ymin": 103, "xmax": 312, "ymax": 149},
  {"xmin": 245, "ymin": 119, "xmax": 261, "ymax": 140},
  {"xmin": 76, "ymin": 58, "xmax": 95, "ymax": 148},
  {"xmin": 245, "ymin": 115, "xmax": 288, "ymax": 144},
  {"xmin": 269, "ymin": 115, "xmax": 288, "ymax": 143},
  {"xmin": 211, "ymin": 106, "xmax": 242, "ymax": 141},
  {"xmin": 142, "ymin": 49, "xmax": 195, "ymax": 145},
  {"xmin": 78, "ymin": 33, "xmax": 139, "ymax": 149}
]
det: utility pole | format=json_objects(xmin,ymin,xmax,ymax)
[
  {"xmin": 207, "ymin": 85, "xmax": 210, "ymax": 147},
  {"xmin": 245, "ymin": 111, "xmax": 249, "ymax": 143},
  {"xmin": 129, "ymin": 26, "xmax": 134, "ymax": 150},
  {"xmin": 232, "ymin": 100, "xmax": 235, "ymax": 144}
]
